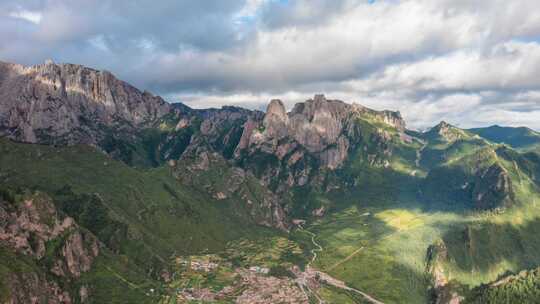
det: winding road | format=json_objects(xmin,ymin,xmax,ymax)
[
  {"xmin": 297, "ymin": 226, "xmax": 385, "ymax": 304},
  {"xmin": 301, "ymin": 227, "xmax": 323, "ymax": 268}
]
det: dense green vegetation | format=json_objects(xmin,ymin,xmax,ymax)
[
  {"xmin": 0, "ymin": 137, "xmax": 272, "ymax": 302},
  {"xmin": 0, "ymin": 187, "xmax": 158, "ymax": 303},
  {"xmin": 0, "ymin": 138, "xmax": 266, "ymax": 258},
  {"xmin": 4, "ymin": 114, "xmax": 540, "ymax": 303},
  {"xmin": 465, "ymin": 268, "xmax": 540, "ymax": 303},
  {"xmin": 284, "ymin": 121, "xmax": 540, "ymax": 303},
  {"xmin": 469, "ymin": 125, "xmax": 540, "ymax": 151}
]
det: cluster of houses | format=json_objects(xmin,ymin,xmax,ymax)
[
  {"xmin": 248, "ymin": 266, "xmax": 269, "ymax": 274},
  {"xmin": 190, "ymin": 260, "xmax": 219, "ymax": 272},
  {"xmin": 175, "ymin": 257, "xmax": 219, "ymax": 272}
]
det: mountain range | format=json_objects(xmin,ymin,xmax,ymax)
[{"xmin": 2, "ymin": 60, "xmax": 540, "ymax": 303}]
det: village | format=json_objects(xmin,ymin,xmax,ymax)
[
  {"xmin": 156, "ymin": 234, "xmax": 385, "ymax": 304},
  {"xmin": 154, "ymin": 236, "xmax": 312, "ymax": 303},
  {"xmin": 160, "ymin": 254, "xmax": 309, "ymax": 304}
]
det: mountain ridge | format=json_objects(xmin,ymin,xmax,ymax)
[
  {"xmin": 0, "ymin": 60, "xmax": 170, "ymax": 145},
  {"xmin": 2, "ymin": 60, "xmax": 540, "ymax": 303}
]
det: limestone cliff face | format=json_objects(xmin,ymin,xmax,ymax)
[
  {"xmin": 240, "ymin": 94, "xmax": 405, "ymax": 166},
  {"xmin": 195, "ymin": 106, "xmax": 264, "ymax": 158},
  {"xmin": 234, "ymin": 94, "xmax": 406, "ymax": 188},
  {"xmin": 0, "ymin": 61, "xmax": 405, "ymax": 176},
  {"xmin": 0, "ymin": 60, "xmax": 170, "ymax": 145},
  {"xmin": 0, "ymin": 60, "xmax": 409, "ymax": 229},
  {"xmin": 246, "ymin": 95, "xmax": 352, "ymax": 162}
]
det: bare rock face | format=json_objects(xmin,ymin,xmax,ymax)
[
  {"xmin": 7, "ymin": 272, "xmax": 73, "ymax": 304},
  {"xmin": 472, "ymin": 163, "xmax": 514, "ymax": 210},
  {"xmin": 426, "ymin": 241, "xmax": 463, "ymax": 304},
  {"xmin": 235, "ymin": 94, "xmax": 406, "ymax": 188},
  {"xmin": 241, "ymin": 94, "xmax": 405, "ymax": 164},
  {"xmin": 189, "ymin": 106, "xmax": 263, "ymax": 159},
  {"xmin": 427, "ymin": 121, "xmax": 467, "ymax": 143},
  {"xmin": 176, "ymin": 144, "xmax": 291, "ymax": 231},
  {"xmin": 380, "ymin": 110, "xmax": 406, "ymax": 131},
  {"xmin": 263, "ymin": 99, "xmax": 289, "ymax": 140},
  {"xmin": 61, "ymin": 231, "xmax": 100, "ymax": 278},
  {"xmin": 0, "ymin": 60, "xmax": 170, "ymax": 145},
  {"xmin": 288, "ymin": 94, "xmax": 349, "ymax": 153},
  {"xmin": 0, "ymin": 193, "xmax": 74, "ymax": 258},
  {"xmin": 0, "ymin": 191, "xmax": 100, "ymax": 303}
]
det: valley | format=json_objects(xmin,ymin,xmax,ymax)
[{"xmin": 2, "ymin": 61, "xmax": 540, "ymax": 303}]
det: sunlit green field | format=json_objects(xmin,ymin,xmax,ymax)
[
  {"xmin": 296, "ymin": 181, "xmax": 540, "ymax": 304},
  {"xmin": 304, "ymin": 202, "xmax": 461, "ymax": 303}
]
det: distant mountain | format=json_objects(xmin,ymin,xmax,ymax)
[
  {"xmin": 425, "ymin": 121, "xmax": 476, "ymax": 143},
  {"xmin": 2, "ymin": 60, "xmax": 540, "ymax": 303},
  {"xmin": 469, "ymin": 125, "xmax": 540, "ymax": 151}
]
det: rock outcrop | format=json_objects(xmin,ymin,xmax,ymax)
[
  {"xmin": 0, "ymin": 61, "xmax": 407, "ymax": 181},
  {"xmin": 234, "ymin": 94, "xmax": 406, "ymax": 189},
  {"xmin": 0, "ymin": 190, "xmax": 100, "ymax": 303},
  {"xmin": 6, "ymin": 272, "xmax": 73, "ymax": 304},
  {"xmin": 0, "ymin": 60, "xmax": 169, "ymax": 145},
  {"xmin": 426, "ymin": 240, "xmax": 463, "ymax": 304},
  {"xmin": 175, "ymin": 146, "xmax": 290, "ymax": 231},
  {"xmin": 426, "ymin": 121, "xmax": 469, "ymax": 143},
  {"xmin": 471, "ymin": 163, "xmax": 514, "ymax": 210}
]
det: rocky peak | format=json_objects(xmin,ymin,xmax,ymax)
[
  {"xmin": 266, "ymin": 99, "xmax": 287, "ymax": 117},
  {"xmin": 290, "ymin": 94, "xmax": 348, "ymax": 121},
  {"xmin": 254, "ymin": 94, "xmax": 404, "ymax": 154},
  {"xmin": 263, "ymin": 99, "xmax": 289, "ymax": 139},
  {"xmin": 233, "ymin": 95, "xmax": 408, "ymax": 190},
  {"xmin": 381, "ymin": 110, "xmax": 406, "ymax": 131},
  {"xmin": 435, "ymin": 121, "xmax": 451, "ymax": 129},
  {"xmin": 288, "ymin": 95, "xmax": 347, "ymax": 153},
  {"xmin": 427, "ymin": 121, "xmax": 466, "ymax": 142}
]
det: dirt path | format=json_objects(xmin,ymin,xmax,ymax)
[
  {"xmin": 105, "ymin": 266, "xmax": 141, "ymax": 290},
  {"xmin": 94, "ymin": 192, "xmax": 167, "ymax": 263},
  {"xmin": 341, "ymin": 285, "xmax": 385, "ymax": 304},
  {"xmin": 328, "ymin": 213, "xmax": 432, "ymax": 272},
  {"xmin": 326, "ymin": 246, "xmax": 364, "ymax": 271}
]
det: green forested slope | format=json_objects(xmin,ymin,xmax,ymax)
[{"xmin": 0, "ymin": 137, "xmax": 273, "ymax": 302}]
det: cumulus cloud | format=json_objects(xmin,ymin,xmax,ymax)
[{"xmin": 0, "ymin": 0, "xmax": 540, "ymax": 129}]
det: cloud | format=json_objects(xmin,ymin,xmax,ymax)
[
  {"xmin": 0, "ymin": 0, "xmax": 540, "ymax": 130},
  {"xmin": 8, "ymin": 10, "xmax": 42, "ymax": 24}
]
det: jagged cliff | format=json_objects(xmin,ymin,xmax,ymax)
[
  {"xmin": 0, "ymin": 60, "xmax": 526, "ymax": 220},
  {"xmin": 237, "ymin": 94, "xmax": 405, "ymax": 168},
  {"xmin": 0, "ymin": 60, "xmax": 169, "ymax": 145},
  {"xmin": 233, "ymin": 94, "xmax": 406, "ymax": 192},
  {"xmin": 1, "ymin": 60, "xmax": 539, "ymax": 303}
]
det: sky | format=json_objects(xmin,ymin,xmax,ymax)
[{"xmin": 1, "ymin": 0, "xmax": 540, "ymax": 130}]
